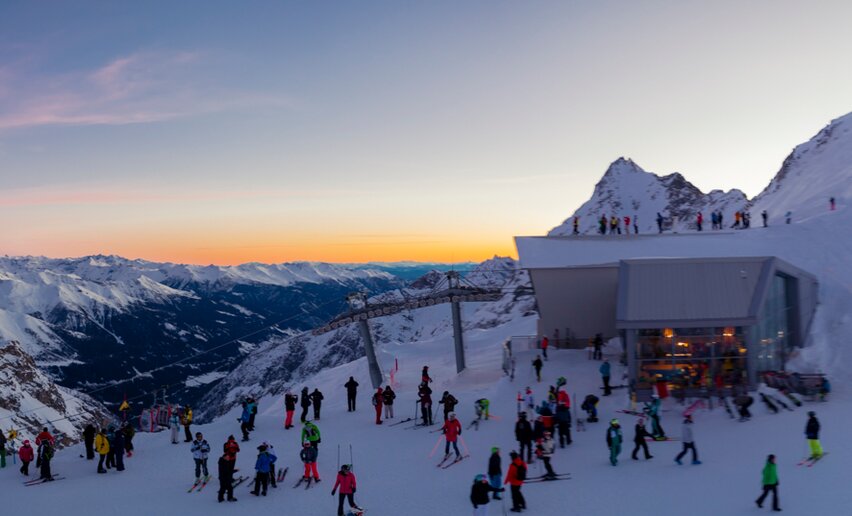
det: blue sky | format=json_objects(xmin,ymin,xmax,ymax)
[{"xmin": 1, "ymin": 1, "xmax": 851, "ymax": 263}]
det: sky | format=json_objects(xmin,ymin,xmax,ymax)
[{"xmin": 1, "ymin": 0, "xmax": 851, "ymax": 265}]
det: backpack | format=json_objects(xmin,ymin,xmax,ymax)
[{"xmin": 515, "ymin": 462, "xmax": 526, "ymax": 481}]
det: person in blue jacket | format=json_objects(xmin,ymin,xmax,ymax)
[
  {"xmin": 239, "ymin": 402, "xmax": 252, "ymax": 442},
  {"xmin": 600, "ymin": 359, "xmax": 612, "ymax": 396},
  {"xmin": 251, "ymin": 443, "xmax": 276, "ymax": 496}
]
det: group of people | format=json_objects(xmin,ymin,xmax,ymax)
[
  {"xmin": 1, "ymin": 427, "xmax": 57, "ymax": 482},
  {"xmin": 85, "ymin": 422, "xmax": 135, "ymax": 473},
  {"xmin": 596, "ymin": 214, "xmax": 639, "ymax": 235}
]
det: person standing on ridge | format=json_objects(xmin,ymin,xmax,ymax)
[
  {"xmin": 631, "ymin": 418, "xmax": 653, "ymax": 460},
  {"xmin": 311, "ymin": 388, "xmax": 324, "ymax": 420},
  {"xmin": 656, "ymin": 212, "xmax": 664, "ymax": 233},
  {"xmin": 696, "ymin": 212, "xmax": 703, "ymax": 231},
  {"xmin": 82, "ymin": 424, "xmax": 96, "ymax": 460},
  {"xmin": 419, "ymin": 382, "xmax": 434, "ymax": 426},
  {"xmin": 606, "ymin": 419, "xmax": 622, "ymax": 466},
  {"xmin": 372, "ymin": 387, "xmax": 384, "ymax": 425},
  {"xmin": 182, "ymin": 405, "xmax": 194, "ymax": 442},
  {"xmin": 284, "ymin": 391, "xmax": 298, "ymax": 429},
  {"xmin": 191, "ymin": 432, "xmax": 211, "ymax": 482},
  {"xmin": 593, "ymin": 333, "xmax": 603, "ymax": 360},
  {"xmin": 600, "ymin": 359, "xmax": 612, "ymax": 396},
  {"xmin": 345, "ymin": 377, "xmax": 359, "ymax": 412},
  {"xmin": 572, "ymin": 216, "xmax": 579, "ymax": 235},
  {"xmin": 805, "ymin": 411, "xmax": 823, "ymax": 459},
  {"xmin": 504, "ymin": 451, "xmax": 527, "ymax": 513},
  {"xmin": 382, "ymin": 385, "xmax": 396, "ymax": 419},
  {"xmin": 532, "ymin": 355, "xmax": 543, "ymax": 383},
  {"xmin": 488, "ymin": 447, "xmax": 503, "ymax": 500},
  {"xmin": 439, "ymin": 390, "xmax": 458, "ymax": 422},
  {"xmin": 762, "ymin": 210, "xmax": 768, "ymax": 227},
  {"xmin": 755, "ymin": 454, "xmax": 780, "ymax": 511},
  {"xmin": 239, "ymin": 402, "xmax": 252, "ymax": 441},
  {"xmin": 300, "ymin": 387, "xmax": 312, "ymax": 423},
  {"xmin": 0, "ymin": 429, "xmax": 7, "ymax": 468},
  {"xmin": 785, "ymin": 211, "xmax": 792, "ymax": 224},
  {"xmin": 332, "ymin": 464, "xmax": 361, "ymax": 516},
  {"xmin": 674, "ymin": 414, "xmax": 700, "ymax": 465},
  {"xmin": 624, "ymin": 215, "xmax": 631, "ymax": 234}
]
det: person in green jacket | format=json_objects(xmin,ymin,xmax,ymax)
[
  {"xmin": 301, "ymin": 420, "xmax": 321, "ymax": 451},
  {"xmin": 755, "ymin": 454, "xmax": 780, "ymax": 511},
  {"xmin": 606, "ymin": 419, "xmax": 622, "ymax": 466}
]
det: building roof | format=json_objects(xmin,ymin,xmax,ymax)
[{"xmin": 615, "ymin": 257, "xmax": 772, "ymax": 328}]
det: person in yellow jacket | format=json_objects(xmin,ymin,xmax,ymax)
[
  {"xmin": 182, "ymin": 406, "xmax": 194, "ymax": 443},
  {"xmin": 95, "ymin": 428, "xmax": 110, "ymax": 474}
]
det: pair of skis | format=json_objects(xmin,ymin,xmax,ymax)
[
  {"xmin": 436, "ymin": 454, "xmax": 469, "ymax": 469},
  {"xmin": 24, "ymin": 475, "xmax": 64, "ymax": 486},
  {"xmin": 292, "ymin": 476, "xmax": 318, "ymax": 489},
  {"xmin": 525, "ymin": 473, "xmax": 571, "ymax": 483},
  {"xmin": 388, "ymin": 417, "xmax": 414, "ymax": 427},
  {"xmin": 188, "ymin": 475, "xmax": 211, "ymax": 493},
  {"xmin": 797, "ymin": 453, "xmax": 828, "ymax": 467}
]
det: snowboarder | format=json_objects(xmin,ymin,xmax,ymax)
[
  {"xmin": 300, "ymin": 441, "xmax": 320, "ymax": 482},
  {"xmin": 332, "ymin": 464, "xmax": 361, "ymax": 516},
  {"xmin": 381, "ymin": 385, "xmax": 396, "ymax": 419},
  {"xmin": 442, "ymin": 412, "xmax": 463, "ymax": 460},
  {"xmin": 301, "ymin": 420, "xmax": 321, "ymax": 450},
  {"xmin": 755, "ymin": 454, "xmax": 780, "ymax": 511},
  {"xmin": 95, "ymin": 427, "xmax": 109, "ymax": 473},
  {"xmin": 37, "ymin": 439, "xmax": 54, "ymax": 481},
  {"xmin": 170, "ymin": 410, "xmax": 180, "ymax": 444},
  {"xmin": 600, "ymin": 359, "xmax": 612, "ymax": 396},
  {"xmin": 311, "ymin": 388, "xmax": 324, "ymax": 420},
  {"xmin": 645, "ymin": 393, "xmax": 665, "ymax": 438},
  {"xmin": 805, "ymin": 411, "xmax": 823, "ymax": 459},
  {"xmin": 419, "ymin": 382, "xmax": 434, "ymax": 425},
  {"xmin": 536, "ymin": 431, "xmax": 557, "ymax": 478},
  {"xmin": 735, "ymin": 394, "xmax": 754, "ymax": 421},
  {"xmin": 674, "ymin": 414, "xmax": 700, "ymax": 465},
  {"xmin": 82, "ymin": 423, "xmax": 96, "ymax": 460},
  {"xmin": 504, "ymin": 451, "xmax": 527, "ymax": 513},
  {"xmin": 191, "ymin": 432, "xmax": 211, "ymax": 481},
  {"xmin": 631, "ymin": 418, "xmax": 653, "ymax": 460},
  {"xmin": 471, "ymin": 474, "xmax": 503, "ymax": 515},
  {"xmin": 422, "ymin": 365, "xmax": 433, "ymax": 384},
  {"xmin": 182, "ymin": 405, "xmax": 194, "ymax": 442},
  {"xmin": 284, "ymin": 391, "xmax": 298, "ymax": 429},
  {"xmin": 372, "ymin": 387, "xmax": 384, "ymax": 425},
  {"xmin": 606, "ymin": 419, "xmax": 622, "ymax": 466},
  {"xmin": 239, "ymin": 402, "xmax": 252, "ymax": 441},
  {"xmin": 19, "ymin": 440, "xmax": 34, "ymax": 476},
  {"xmin": 345, "ymin": 377, "xmax": 359, "ymax": 412},
  {"xmin": 514, "ymin": 412, "xmax": 534, "ymax": 463},
  {"xmin": 251, "ymin": 443, "xmax": 276, "ymax": 496},
  {"xmin": 581, "ymin": 394, "xmax": 599, "ymax": 422},
  {"xmin": 217, "ymin": 452, "xmax": 237, "ymax": 503},
  {"xmin": 488, "ymin": 447, "xmax": 502, "ymax": 500},
  {"xmin": 300, "ymin": 387, "xmax": 312, "ymax": 423},
  {"xmin": 593, "ymin": 333, "xmax": 603, "ymax": 360},
  {"xmin": 532, "ymin": 355, "xmax": 543, "ymax": 382}
]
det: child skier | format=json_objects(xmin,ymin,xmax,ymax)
[
  {"xmin": 251, "ymin": 443, "xmax": 276, "ymax": 496},
  {"xmin": 18, "ymin": 440, "xmax": 34, "ymax": 476},
  {"xmin": 536, "ymin": 431, "xmax": 557, "ymax": 478},
  {"xmin": 302, "ymin": 420, "xmax": 321, "ymax": 450},
  {"xmin": 191, "ymin": 432, "xmax": 211, "ymax": 482},
  {"xmin": 300, "ymin": 441, "xmax": 320, "ymax": 482}
]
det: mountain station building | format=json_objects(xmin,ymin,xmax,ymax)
[{"xmin": 515, "ymin": 234, "xmax": 818, "ymax": 397}]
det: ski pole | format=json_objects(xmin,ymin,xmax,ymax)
[
  {"xmin": 428, "ymin": 435, "xmax": 444, "ymax": 458},
  {"xmin": 337, "ymin": 444, "xmax": 340, "ymax": 471},
  {"xmin": 350, "ymin": 444, "xmax": 353, "ymax": 471}
]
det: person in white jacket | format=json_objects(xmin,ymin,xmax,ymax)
[
  {"xmin": 169, "ymin": 412, "xmax": 180, "ymax": 444},
  {"xmin": 191, "ymin": 432, "xmax": 211, "ymax": 480},
  {"xmin": 674, "ymin": 415, "xmax": 701, "ymax": 465},
  {"xmin": 538, "ymin": 431, "xmax": 557, "ymax": 478}
]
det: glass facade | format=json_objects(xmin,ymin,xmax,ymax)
[
  {"xmin": 754, "ymin": 274, "xmax": 792, "ymax": 373},
  {"xmin": 634, "ymin": 327, "xmax": 747, "ymax": 395}
]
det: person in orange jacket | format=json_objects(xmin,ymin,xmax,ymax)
[
  {"xmin": 372, "ymin": 387, "xmax": 384, "ymax": 425},
  {"xmin": 332, "ymin": 464, "xmax": 362, "ymax": 516},
  {"xmin": 504, "ymin": 451, "xmax": 527, "ymax": 512}
]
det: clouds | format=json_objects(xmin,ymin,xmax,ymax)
[{"xmin": 0, "ymin": 51, "xmax": 290, "ymax": 130}]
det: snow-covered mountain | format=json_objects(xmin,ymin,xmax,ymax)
[
  {"xmin": 198, "ymin": 256, "xmax": 535, "ymax": 420},
  {"xmin": 548, "ymin": 157, "xmax": 748, "ymax": 235},
  {"xmin": 0, "ymin": 341, "xmax": 109, "ymax": 445}
]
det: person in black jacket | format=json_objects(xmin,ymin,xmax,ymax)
[
  {"xmin": 310, "ymin": 389, "xmax": 324, "ymax": 420},
  {"xmin": 382, "ymin": 385, "xmax": 396, "ymax": 419},
  {"xmin": 344, "ymin": 377, "xmax": 359, "ymax": 412},
  {"xmin": 439, "ymin": 391, "xmax": 458, "ymax": 422},
  {"xmin": 488, "ymin": 447, "xmax": 503, "ymax": 500},
  {"xmin": 418, "ymin": 383, "xmax": 433, "ymax": 426},
  {"xmin": 471, "ymin": 474, "xmax": 503, "ymax": 514},
  {"xmin": 83, "ymin": 424, "xmax": 96, "ymax": 460},
  {"xmin": 514, "ymin": 412, "xmax": 533, "ymax": 463},
  {"xmin": 555, "ymin": 402, "xmax": 572, "ymax": 448},
  {"xmin": 631, "ymin": 418, "xmax": 653, "ymax": 460},
  {"xmin": 217, "ymin": 453, "xmax": 237, "ymax": 503},
  {"xmin": 284, "ymin": 392, "xmax": 298, "ymax": 429},
  {"xmin": 300, "ymin": 387, "xmax": 312, "ymax": 423}
]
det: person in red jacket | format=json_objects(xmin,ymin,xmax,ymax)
[
  {"xmin": 372, "ymin": 387, "xmax": 384, "ymax": 425},
  {"xmin": 19, "ymin": 440, "xmax": 34, "ymax": 476},
  {"xmin": 442, "ymin": 412, "xmax": 463, "ymax": 460},
  {"xmin": 504, "ymin": 451, "xmax": 527, "ymax": 512},
  {"xmin": 35, "ymin": 428, "xmax": 55, "ymax": 447},
  {"xmin": 540, "ymin": 336, "xmax": 549, "ymax": 361},
  {"xmin": 331, "ymin": 464, "xmax": 362, "ymax": 516}
]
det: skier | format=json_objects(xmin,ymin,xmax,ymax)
[
  {"xmin": 830, "ymin": 197, "xmax": 836, "ymax": 210},
  {"xmin": 540, "ymin": 336, "xmax": 549, "ymax": 361},
  {"xmin": 606, "ymin": 419, "xmax": 622, "ymax": 466},
  {"xmin": 819, "ymin": 377, "xmax": 831, "ymax": 401},
  {"xmin": 345, "ymin": 376, "xmax": 359, "ymax": 412},
  {"xmin": 536, "ymin": 431, "xmax": 557, "ymax": 478},
  {"xmin": 19, "ymin": 440, "xmax": 34, "ymax": 476},
  {"xmin": 645, "ymin": 393, "xmax": 665, "ymax": 439},
  {"xmin": 470, "ymin": 474, "xmax": 503, "ymax": 515},
  {"xmin": 372, "ymin": 387, "xmax": 384, "ymax": 425},
  {"xmin": 600, "ymin": 359, "xmax": 612, "ymax": 396},
  {"xmin": 422, "ymin": 365, "xmax": 433, "ymax": 384},
  {"xmin": 266, "ymin": 441, "xmax": 279, "ymax": 488},
  {"xmin": 755, "ymin": 454, "xmax": 780, "ymax": 511},
  {"xmin": 633, "ymin": 214, "xmax": 639, "ymax": 234},
  {"xmin": 239, "ymin": 402, "xmax": 252, "ymax": 441},
  {"xmin": 35, "ymin": 427, "xmax": 54, "ymax": 447},
  {"xmin": 419, "ymin": 382, "xmax": 434, "ymax": 425},
  {"xmin": 439, "ymin": 390, "xmax": 458, "ymax": 422},
  {"xmin": 555, "ymin": 390, "xmax": 572, "ymax": 447},
  {"xmin": 674, "ymin": 414, "xmax": 700, "ymax": 465},
  {"xmin": 504, "ymin": 451, "xmax": 527, "ymax": 513},
  {"xmin": 37, "ymin": 438, "xmax": 54, "ymax": 481},
  {"xmin": 735, "ymin": 394, "xmax": 754, "ymax": 421},
  {"xmin": 222, "ymin": 435, "xmax": 240, "ymax": 483},
  {"xmin": 311, "ymin": 388, "xmax": 324, "ymax": 420},
  {"xmin": 442, "ymin": 412, "xmax": 463, "ymax": 460},
  {"xmin": 581, "ymin": 394, "xmax": 599, "ymax": 422},
  {"xmin": 631, "ymin": 418, "xmax": 653, "ymax": 460},
  {"xmin": 514, "ymin": 412, "xmax": 533, "ymax": 463},
  {"xmin": 217, "ymin": 452, "xmax": 238, "ymax": 503},
  {"xmin": 113, "ymin": 425, "xmax": 126, "ymax": 471},
  {"xmin": 593, "ymin": 333, "xmax": 603, "ymax": 360},
  {"xmin": 381, "ymin": 385, "xmax": 396, "ymax": 419},
  {"xmin": 191, "ymin": 432, "xmax": 211, "ymax": 482},
  {"xmin": 332, "ymin": 464, "xmax": 361, "ymax": 516},
  {"xmin": 301, "ymin": 420, "xmax": 321, "ymax": 450},
  {"xmin": 170, "ymin": 410, "xmax": 181, "ymax": 444},
  {"xmin": 284, "ymin": 391, "xmax": 298, "ymax": 429},
  {"xmin": 300, "ymin": 441, "xmax": 320, "ymax": 482},
  {"xmin": 598, "ymin": 215, "xmax": 607, "ymax": 235},
  {"xmin": 762, "ymin": 210, "xmax": 768, "ymax": 227},
  {"xmin": 785, "ymin": 211, "xmax": 792, "ymax": 224},
  {"xmin": 474, "ymin": 398, "xmax": 490, "ymax": 421},
  {"xmin": 487, "ymin": 447, "xmax": 502, "ymax": 500},
  {"xmin": 251, "ymin": 443, "xmax": 276, "ymax": 496},
  {"xmin": 182, "ymin": 405, "xmax": 194, "ymax": 442},
  {"xmin": 96, "ymin": 427, "xmax": 109, "ymax": 473},
  {"xmin": 82, "ymin": 423, "xmax": 96, "ymax": 460},
  {"xmin": 300, "ymin": 387, "xmax": 312, "ymax": 423},
  {"xmin": 805, "ymin": 411, "xmax": 823, "ymax": 459},
  {"xmin": 532, "ymin": 355, "xmax": 543, "ymax": 382}
]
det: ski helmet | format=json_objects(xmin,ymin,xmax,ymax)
[
  {"xmin": 448, "ymin": 411, "xmax": 456, "ymax": 419},
  {"xmin": 475, "ymin": 474, "xmax": 486, "ymax": 483},
  {"xmin": 341, "ymin": 464, "xmax": 351, "ymax": 471},
  {"xmin": 491, "ymin": 447, "xmax": 499, "ymax": 454},
  {"xmin": 610, "ymin": 418, "xmax": 619, "ymax": 425}
]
